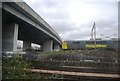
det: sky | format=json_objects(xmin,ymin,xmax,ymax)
[{"xmin": 23, "ymin": 0, "xmax": 119, "ymax": 41}]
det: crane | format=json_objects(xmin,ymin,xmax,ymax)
[
  {"xmin": 90, "ymin": 22, "xmax": 96, "ymax": 40},
  {"xmin": 90, "ymin": 22, "xmax": 96, "ymax": 49}
]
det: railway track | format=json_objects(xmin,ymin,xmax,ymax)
[
  {"xmin": 33, "ymin": 65, "xmax": 119, "ymax": 74},
  {"xmin": 31, "ymin": 69, "xmax": 120, "ymax": 80}
]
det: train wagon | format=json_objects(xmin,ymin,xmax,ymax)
[{"xmin": 62, "ymin": 40, "xmax": 118, "ymax": 50}]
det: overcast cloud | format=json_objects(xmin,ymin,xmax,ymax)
[{"xmin": 23, "ymin": 0, "xmax": 118, "ymax": 41}]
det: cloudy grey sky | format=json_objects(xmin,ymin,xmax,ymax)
[{"xmin": 23, "ymin": 0, "xmax": 118, "ymax": 41}]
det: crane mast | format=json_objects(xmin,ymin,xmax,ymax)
[{"xmin": 91, "ymin": 22, "xmax": 96, "ymax": 49}]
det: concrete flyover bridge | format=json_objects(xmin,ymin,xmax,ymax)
[{"xmin": 2, "ymin": 0, "xmax": 62, "ymax": 53}]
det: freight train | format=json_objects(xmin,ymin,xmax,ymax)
[{"xmin": 62, "ymin": 39, "xmax": 118, "ymax": 50}]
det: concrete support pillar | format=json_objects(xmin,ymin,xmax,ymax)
[
  {"xmin": 2, "ymin": 23, "xmax": 19, "ymax": 53},
  {"xmin": 42, "ymin": 40, "xmax": 53, "ymax": 52},
  {"xmin": 54, "ymin": 44, "xmax": 60, "ymax": 51},
  {"xmin": 23, "ymin": 41, "xmax": 31, "ymax": 50}
]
